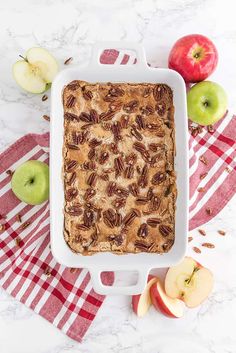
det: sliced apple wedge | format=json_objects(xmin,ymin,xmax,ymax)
[
  {"xmin": 150, "ymin": 279, "xmax": 185, "ymax": 318},
  {"xmin": 132, "ymin": 275, "xmax": 158, "ymax": 317},
  {"xmin": 13, "ymin": 47, "xmax": 58, "ymax": 94},
  {"xmin": 165, "ymin": 257, "xmax": 214, "ymax": 308}
]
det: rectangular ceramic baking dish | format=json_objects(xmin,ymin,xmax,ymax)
[{"xmin": 50, "ymin": 42, "xmax": 188, "ymax": 295}]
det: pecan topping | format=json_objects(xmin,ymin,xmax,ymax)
[
  {"xmin": 78, "ymin": 130, "xmax": 89, "ymax": 144},
  {"xmin": 81, "ymin": 123, "xmax": 93, "ymax": 130},
  {"xmin": 124, "ymin": 165, "xmax": 134, "ymax": 179},
  {"xmin": 153, "ymin": 84, "xmax": 173, "ymax": 102},
  {"xmin": 164, "ymin": 184, "xmax": 174, "ymax": 197},
  {"xmin": 89, "ymin": 138, "xmax": 102, "ymax": 148},
  {"xmin": 100, "ymin": 173, "xmax": 109, "ymax": 181},
  {"xmin": 112, "ymin": 121, "xmax": 122, "ymax": 141},
  {"xmin": 99, "ymin": 151, "xmax": 109, "ymax": 164},
  {"xmin": 67, "ymin": 81, "xmax": 80, "ymax": 91},
  {"xmin": 115, "ymin": 186, "xmax": 129, "ymax": 198},
  {"xmin": 83, "ymin": 90, "xmax": 93, "ymax": 100},
  {"xmin": 150, "ymin": 153, "xmax": 161, "ymax": 167},
  {"xmin": 147, "ymin": 218, "xmax": 161, "ymax": 227},
  {"xmin": 135, "ymin": 197, "xmax": 148, "ymax": 205},
  {"xmin": 123, "ymin": 209, "xmax": 139, "ymax": 227},
  {"xmin": 130, "ymin": 125, "xmax": 143, "ymax": 141},
  {"xmin": 162, "ymin": 239, "xmax": 174, "ymax": 251},
  {"xmin": 88, "ymin": 148, "xmax": 96, "ymax": 160},
  {"xmin": 64, "ymin": 112, "xmax": 80, "ymax": 121},
  {"xmin": 81, "ymin": 161, "xmax": 96, "ymax": 170},
  {"xmin": 67, "ymin": 143, "xmax": 79, "ymax": 150},
  {"xmin": 151, "ymin": 172, "xmax": 166, "ymax": 185},
  {"xmin": 159, "ymin": 224, "xmax": 172, "ymax": 237},
  {"xmin": 103, "ymin": 209, "xmax": 116, "ymax": 228},
  {"xmin": 128, "ymin": 183, "xmax": 139, "ymax": 197},
  {"xmin": 71, "ymin": 131, "xmax": 79, "ymax": 144},
  {"xmin": 140, "ymin": 105, "xmax": 154, "ymax": 115},
  {"xmin": 106, "ymin": 182, "xmax": 117, "ymax": 197},
  {"xmin": 66, "ymin": 94, "xmax": 76, "ymax": 108},
  {"xmin": 138, "ymin": 223, "xmax": 148, "ymax": 238},
  {"xmin": 112, "ymin": 198, "xmax": 126, "ymax": 209},
  {"xmin": 114, "ymin": 156, "xmax": 124, "ymax": 176},
  {"xmin": 84, "ymin": 188, "xmax": 96, "ymax": 200},
  {"xmin": 141, "ymin": 150, "xmax": 152, "ymax": 164},
  {"xmin": 108, "ymin": 234, "xmax": 124, "ymax": 246},
  {"xmin": 100, "ymin": 110, "xmax": 116, "ymax": 121},
  {"xmin": 125, "ymin": 153, "xmax": 137, "ymax": 166},
  {"xmin": 135, "ymin": 115, "xmax": 145, "ymax": 130},
  {"xmin": 109, "ymin": 101, "xmax": 122, "ymax": 112},
  {"xmin": 109, "ymin": 86, "xmax": 125, "ymax": 97},
  {"xmin": 148, "ymin": 143, "xmax": 164, "ymax": 152},
  {"xmin": 143, "ymin": 87, "xmax": 152, "ymax": 98},
  {"xmin": 133, "ymin": 142, "xmax": 146, "ymax": 154},
  {"xmin": 66, "ymin": 205, "xmax": 83, "ymax": 216},
  {"xmin": 120, "ymin": 115, "xmax": 130, "ymax": 128},
  {"xmin": 87, "ymin": 172, "xmax": 97, "ymax": 187},
  {"xmin": 109, "ymin": 143, "xmax": 119, "ymax": 154},
  {"xmin": 147, "ymin": 187, "xmax": 154, "ymax": 200},
  {"xmin": 83, "ymin": 209, "xmax": 94, "ymax": 227},
  {"xmin": 156, "ymin": 102, "xmax": 166, "ymax": 116},
  {"xmin": 146, "ymin": 123, "xmax": 160, "ymax": 131},
  {"xmin": 134, "ymin": 241, "xmax": 153, "ymax": 251},
  {"xmin": 66, "ymin": 160, "xmax": 77, "ymax": 172},
  {"xmin": 123, "ymin": 100, "xmax": 139, "ymax": 113},
  {"xmin": 79, "ymin": 112, "xmax": 91, "ymax": 122},
  {"xmin": 138, "ymin": 164, "xmax": 148, "ymax": 188},
  {"xmin": 102, "ymin": 122, "xmax": 112, "ymax": 131},
  {"xmin": 90, "ymin": 109, "xmax": 99, "ymax": 123},
  {"xmin": 114, "ymin": 212, "xmax": 122, "ymax": 227},
  {"xmin": 65, "ymin": 188, "xmax": 78, "ymax": 201},
  {"xmin": 150, "ymin": 195, "xmax": 161, "ymax": 211},
  {"xmin": 155, "ymin": 130, "xmax": 165, "ymax": 137},
  {"xmin": 67, "ymin": 172, "xmax": 76, "ymax": 186}
]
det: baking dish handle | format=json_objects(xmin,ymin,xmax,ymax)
[
  {"xmin": 89, "ymin": 267, "xmax": 150, "ymax": 295},
  {"xmin": 89, "ymin": 41, "xmax": 148, "ymax": 69}
]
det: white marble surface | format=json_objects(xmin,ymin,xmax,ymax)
[{"xmin": 0, "ymin": 0, "xmax": 236, "ymax": 352}]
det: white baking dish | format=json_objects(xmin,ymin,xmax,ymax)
[{"xmin": 50, "ymin": 42, "xmax": 188, "ymax": 295}]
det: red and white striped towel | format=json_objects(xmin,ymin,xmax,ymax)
[{"xmin": 0, "ymin": 49, "xmax": 235, "ymax": 343}]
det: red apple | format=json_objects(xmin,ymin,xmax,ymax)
[
  {"xmin": 165, "ymin": 257, "xmax": 214, "ymax": 308},
  {"xmin": 168, "ymin": 34, "xmax": 218, "ymax": 82},
  {"xmin": 132, "ymin": 275, "xmax": 158, "ymax": 317},
  {"xmin": 150, "ymin": 279, "xmax": 185, "ymax": 318}
]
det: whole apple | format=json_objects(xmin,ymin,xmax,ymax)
[
  {"xmin": 168, "ymin": 34, "xmax": 218, "ymax": 82},
  {"xmin": 11, "ymin": 160, "xmax": 49, "ymax": 205},
  {"xmin": 187, "ymin": 81, "xmax": 227, "ymax": 126}
]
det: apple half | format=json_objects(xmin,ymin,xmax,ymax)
[
  {"xmin": 165, "ymin": 257, "xmax": 214, "ymax": 308},
  {"xmin": 132, "ymin": 275, "xmax": 158, "ymax": 317},
  {"xmin": 150, "ymin": 279, "xmax": 184, "ymax": 318},
  {"xmin": 13, "ymin": 47, "xmax": 59, "ymax": 94}
]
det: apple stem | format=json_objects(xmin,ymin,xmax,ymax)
[{"xmin": 19, "ymin": 54, "xmax": 28, "ymax": 63}]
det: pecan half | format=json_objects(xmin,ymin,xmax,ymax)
[
  {"xmin": 147, "ymin": 218, "xmax": 161, "ymax": 227},
  {"xmin": 83, "ymin": 90, "xmax": 93, "ymax": 100},
  {"xmin": 66, "ymin": 160, "xmax": 77, "ymax": 172},
  {"xmin": 128, "ymin": 183, "xmax": 139, "ymax": 197},
  {"xmin": 133, "ymin": 142, "xmax": 146, "ymax": 154},
  {"xmin": 135, "ymin": 196, "xmax": 148, "ymax": 205},
  {"xmin": 109, "ymin": 101, "xmax": 123, "ymax": 112},
  {"xmin": 123, "ymin": 100, "xmax": 139, "ymax": 113},
  {"xmin": 138, "ymin": 223, "xmax": 148, "ymax": 238},
  {"xmin": 76, "ymin": 223, "xmax": 90, "ymax": 231},
  {"xmin": 109, "ymin": 142, "xmax": 119, "ymax": 154},
  {"xmin": 66, "ymin": 94, "xmax": 76, "ymax": 108},
  {"xmin": 99, "ymin": 151, "xmax": 109, "ymax": 164},
  {"xmin": 106, "ymin": 182, "xmax": 117, "ymax": 197},
  {"xmin": 124, "ymin": 165, "xmax": 134, "ymax": 179},
  {"xmin": 125, "ymin": 153, "xmax": 137, "ymax": 166},
  {"xmin": 78, "ymin": 130, "xmax": 89, "ymax": 144},
  {"xmin": 100, "ymin": 110, "xmax": 116, "ymax": 121},
  {"xmin": 162, "ymin": 239, "xmax": 174, "ymax": 251},
  {"xmin": 130, "ymin": 125, "xmax": 143, "ymax": 141},
  {"xmin": 146, "ymin": 123, "xmax": 160, "ymax": 131},
  {"xmin": 123, "ymin": 209, "xmax": 139, "ymax": 227},
  {"xmin": 147, "ymin": 187, "xmax": 154, "ymax": 200},
  {"xmin": 114, "ymin": 186, "xmax": 129, "ymax": 198},
  {"xmin": 90, "ymin": 109, "xmax": 99, "ymax": 123},
  {"xmin": 114, "ymin": 212, "xmax": 122, "ymax": 227},
  {"xmin": 83, "ymin": 209, "xmax": 94, "ymax": 227},
  {"xmin": 67, "ymin": 172, "xmax": 76, "ymax": 186},
  {"xmin": 159, "ymin": 224, "xmax": 172, "ymax": 237},
  {"xmin": 84, "ymin": 188, "xmax": 96, "ymax": 200},
  {"xmin": 112, "ymin": 121, "xmax": 122, "ymax": 141},
  {"xmin": 88, "ymin": 148, "xmax": 96, "ymax": 160},
  {"xmin": 153, "ymin": 84, "xmax": 173, "ymax": 102},
  {"xmin": 64, "ymin": 112, "xmax": 80, "ymax": 121},
  {"xmin": 150, "ymin": 195, "xmax": 161, "ymax": 211},
  {"xmin": 87, "ymin": 172, "xmax": 97, "ymax": 187},
  {"xmin": 138, "ymin": 164, "xmax": 148, "ymax": 188},
  {"xmin": 134, "ymin": 240, "xmax": 153, "ymax": 251},
  {"xmin": 67, "ymin": 81, "xmax": 80, "ymax": 91},
  {"xmin": 81, "ymin": 161, "xmax": 96, "ymax": 170},
  {"xmin": 108, "ymin": 234, "xmax": 124, "ymax": 246},
  {"xmin": 120, "ymin": 115, "xmax": 130, "ymax": 128},
  {"xmin": 112, "ymin": 198, "xmax": 126, "ymax": 209},
  {"xmin": 140, "ymin": 105, "xmax": 154, "ymax": 115},
  {"xmin": 109, "ymin": 86, "xmax": 125, "ymax": 97},
  {"xmin": 89, "ymin": 138, "xmax": 102, "ymax": 148},
  {"xmin": 79, "ymin": 112, "xmax": 92, "ymax": 122},
  {"xmin": 135, "ymin": 115, "xmax": 145, "ymax": 130},
  {"xmin": 103, "ymin": 209, "xmax": 116, "ymax": 228},
  {"xmin": 66, "ymin": 205, "xmax": 82, "ymax": 216},
  {"xmin": 143, "ymin": 87, "xmax": 152, "ymax": 98},
  {"xmin": 151, "ymin": 172, "xmax": 166, "ymax": 185},
  {"xmin": 67, "ymin": 143, "xmax": 79, "ymax": 150},
  {"xmin": 148, "ymin": 143, "xmax": 164, "ymax": 152},
  {"xmin": 155, "ymin": 102, "xmax": 166, "ymax": 116},
  {"xmin": 65, "ymin": 188, "xmax": 78, "ymax": 201},
  {"xmin": 114, "ymin": 156, "xmax": 124, "ymax": 176}
]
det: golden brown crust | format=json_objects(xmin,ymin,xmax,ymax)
[{"xmin": 63, "ymin": 80, "xmax": 176, "ymax": 255}]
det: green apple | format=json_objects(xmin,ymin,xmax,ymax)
[
  {"xmin": 11, "ymin": 160, "xmax": 49, "ymax": 205},
  {"xmin": 187, "ymin": 81, "xmax": 228, "ymax": 126},
  {"xmin": 13, "ymin": 47, "xmax": 58, "ymax": 94}
]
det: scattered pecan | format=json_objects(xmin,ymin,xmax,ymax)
[
  {"xmin": 162, "ymin": 239, "xmax": 174, "ymax": 251},
  {"xmin": 123, "ymin": 100, "xmax": 139, "ymax": 113},
  {"xmin": 67, "ymin": 172, "xmax": 76, "ymax": 186},
  {"xmin": 106, "ymin": 182, "xmax": 117, "ymax": 197},
  {"xmin": 140, "ymin": 105, "xmax": 154, "ymax": 115},
  {"xmin": 135, "ymin": 197, "xmax": 148, "ymax": 205},
  {"xmin": 125, "ymin": 153, "xmax": 137, "ymax": 166},
  {"xmin": 155, "ymin": 102, "xmax": 166, "ymax": 116},
  {"xmin": 64, "ymin": 112, "xmax": 80, "ymax": 122},
  {"xmin": 151, "ymin": 172, "xmax": 166, "ymax": 185},
  {"xmin": 84, "ymin": 188, "xmax": 96, "ymax": 200},
  {"xmin": 150, "ymin": 195, "xmax": 161, "ymax": 211},
  {"xmin": 124, "ymin": 165, "xmax": 134, "ymax": 179},
  {"xmin": 159, "ymin": 224, "xmax": 172, "ymax": 237},
  {"xmin": 148, "ymin": 143, "xmax": 163, "ymax": 152},
  {"xmin": 76, "ymin": 224, "xmax": 90, "ymax": 231},
  {"xmin": 66, "ymin": 160, "xmax": 78, "ymax": 172},
  {"xmin": 43, "ymin": 114, "xmax": 50, "ymax": 121},
  {"xmin": 199, "ymin": 155, "xmax": 208, "ymax": 165},
  {"xmin": 135, "ymin": 115, "xmax": 145, "ymax": 130},
  {"xmin": 198, "ymin": 229, "xmax": 206, "ymax": 236},
  {"xmin": 138, "ymin": 223, "xmax": 148, "ymax": 237},
  {"xmin": 108, "ymin": 86, "xmax": 125, "ymax": 97},
  {"xmin": 83, "ymin": 209, "xmax": 94, "ymax": 227},
  {"xmin": 88, "ymin": 148, "xmax": 96, "ymax": 160},
  {"xmin": 146, "ymin": 123, "xmax": 160, "ymax": 131},
  {"xmin": 81, "ymin": 161, "xmax": 96, "ymax": 170},
  {"xmin": 99, "ymin": 151, "xmax": 109, "ymax": 164},
  {"xmin": 140, "ymin": 150, "xmax": 152, "ymax": 164},
  {"xmin": 138, "ymin": 164, "xmax": 148, "ymax": 188},
  {"xmin": 202, "ymin": 242, "xmax": 215, "ymax": 248},
  {"xmin": 128, "ymin": 183, "xmax": 139, "ymax": 197},
  {"xmin": 65, "ymin": 188, "xmax": 78, "ymax": 201},
  {"xmin": 147, "ymin": 187, "xmax": 154, "ymax": 200},
  {"xmin": 109, "ymin": 101, "xmax": 123, "ymax": 112},
  {"xmin": 153, "ymin": 84, "xmax": 172, "ymax": 102},
  {"xmin": 150, "ymin": 153, "xmax": 161, "ymax": 167},
  {"xmin": 114, "ymin": 156, "xmax": 124, "ymax": 176},
  {"xmin": 79, "ymin": 112, "xmax": 92, "ymax": 122},
  {"xmin": 114, "ymin": 212, "xmax": 122, "ymax": 227},
  {"xmin": 143, "ymin": 87, "xmax": 152, "ymax": 97},
  {"xmin": 114, "ymin": 186, "xmax": 129, "ymax": 198},
  {"xmin": 130, "ymin": 125, "xmax": 143, "ymax": 141},
  {"xmin": 67, "ymin": 81, "xmax": 80, "ymax": 91},
  {"xmin": 87, "ymin": 172, "xmax": 97, "ymax": 187},
  {"xmin": 66, "ymin": 205, "xmax": 83, "ymax": 216},
  {"xmin": 67, "ymin": 143, "xmax": 79, "ymax": 150},
  {"xmin": 89, "ymin": 138, "xmax": 102, "ymax": 148},
  {"xmin": 108, "ymin": 234, "xmax": 124, "ymax": 246},
  {"xmin": 147, "ymin": 218, "xmax": 161, "ymax": 227},
  {"xmin": 66, "ymin": 94, "xmax": 76, "ymax": 108},
  {"xmin": 42, "ymin": 94, "xmax": 48, "ymax": 101},
  {"xmin": 100, "ymin": 110, "xmax": 116, "ymax": 121},
  {"xmin": 83, "ymin": 90, "xmax": 93, "ymax": 100},
  {"xmin": 200, "ymin": 172, "xmax": 208, "ymax": 180},
  {"xmin": 123, "ymin": 209, "xmax": 140, "ymax": 227},
  {"xmin": 109, "ymin": 142, "xmax": 119, "ymax": 154},
  {"xmin": 103, "ymin": 209, "xmax": 116, "ymax": 228},
  {"xmin": 112, "ymin": 121, "xmax": 122, "ymax": 141},
  {"xmin": 120, "ymin": 115, "xmax": 130, "ymax": 128},
  {"xmin": 64, "ymin": 57, "xmax": 73, "ymax": 65},
  {"xmin": 135, "ymin": 240, "xmax": 153, "ymax": 251},
  {"xmin": 133, "ymin": 141, "xmax": 146, "ymax": 154},
  {"xmin": 112, "ymin": 198, "xmax": 126, "ymax": 209},
  {"xmin": 79, "ymin": 130, "xmax": 89, "ymax": 144}
]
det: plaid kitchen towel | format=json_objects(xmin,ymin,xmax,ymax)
[{"xmin": 0, "ymin": 49, "xmax": 236, "ymax": 343}]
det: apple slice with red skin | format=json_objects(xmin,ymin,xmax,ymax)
[
  {"xmin": 150, "ymin": 280, "xmax": 185, "ymax": 318},
  {"xmin": 165, "ymin": 257, "xmax": 214, "ymax": 308},
  {"xmin": 132, "ymin": 275, "xmax": 158, "ymax": 317}
]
